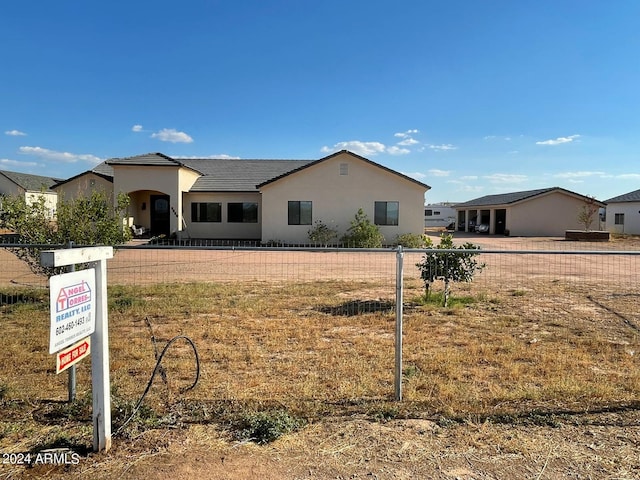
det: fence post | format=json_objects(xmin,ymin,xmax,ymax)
[
  {"xmin": 67, "ymin": 241, "xmax": 76, "ymax": 403},
  {"xmin": 395, "ymin": 246, "xmax": 404, "ymax": 401}
]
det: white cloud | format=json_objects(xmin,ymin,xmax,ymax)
[
  {"xmin": 397, "ymin": 137, "xmax": 419, "ymax": 146},
  {"xmin": 321, "ymin": 141, "xmax": 387, "ymax": 156},
  {"xmin": 18, "ymin": 146, "xmax": 102, "ymax": 164},
  {"xmin": 428, "ymin": 169, "xmax": 451, "ymax": 177},
  {"xmin": 460, "ymin": 175, "xmax": 478, "ymax": 180},
  {"xmin": 132, "ymin": 124, "xmax": 143, "ymax": 132},
  {"xmin": 1, "ymin": 158, "xmax": 39, "ymax": 168},
  {"xmin": 484, "ymin": 135, "xmax": 511, "ymax": 141},
  {"xmin": 403, "ymin": 171, "xmax": 427, "ymax": 180},
  {"xmin": 386, "ymin": 146, "xmax": 410, "ymax": 156},
  {"xmin": 553, "ymin": 171, "xmax": 605, "ymax": 179},
  {"xmin": 483, "ymin": 173, "xmax": 528, "ymax": 184},
  {"xmin": 394, "ymin": 129, "xmax": 419, "ymax": 138},
  {"xmin": 536, "ymin": 134, "xmax": 580, "ymax": 146},
  {"xmin": 428, "ymin": 144, "xmax": 457, "ymax": 151},
  {"xmin": 5, "ymin": 129, "xmax": 27, "ymax": 136},
  {"xmin": 616, "ymin": 173, "xmax": 640, "ymax": 180},
  {"xmin": 151, "ymin": 128, "xmax": 194, "ymax": 143}
]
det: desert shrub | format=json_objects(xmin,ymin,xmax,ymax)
[
  {"xmin": 237, "ymin": 409, "xmax": 306, "ymax": 444},
  {"xmin": 394, "ymin": 233, "xmax": 429, "ymax": 248},
  {"xmin": 340, "ymin": 208, "xmax": 384, "ymax": 248},
  {"xmin": 307, "ymin": 220, "xmax": 338, "ymax": 246}
]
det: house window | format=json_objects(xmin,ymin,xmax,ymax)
[
  {"xmin": 228, "ymin": 202, "xmax": 258, "ymax": 223},
  {"xmin": 614, "ymin": 213, "xmax": 625, "ymax": 225},
  {"xmin": 191, "ymin": 202, "xmax": 221, "ymax": 222},
  {"xmin": 374, "ymin": 201, "xmax": 399, "ymax": 226},
  {"xmin": 425, "ymin": 209, "xmax": 432, "ymax": 216},
  {"xmin": 288, "ymin": 201, "xmax": 312, "ymax": 225},
  {"xmin": 340, "ymin": 163, "xmax": 349, "ymax": 175}
]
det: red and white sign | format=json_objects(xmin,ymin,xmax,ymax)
[
  {"xmin": 56, "ymin": 337, "xmax": 91, "ymax": 374},
  {"xmin": 49, "ymin": 269, "xmax": 96, "ymax": 354}
]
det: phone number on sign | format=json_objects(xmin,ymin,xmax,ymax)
[{"xmin": 55, "ymin": 315, "xmax": 89, "ymax": 336}]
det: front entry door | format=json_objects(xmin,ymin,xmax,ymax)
[{"xmin": 150, "ymin": 195, "xmax": 171, "ymax": 237}]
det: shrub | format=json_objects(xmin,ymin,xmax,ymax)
[
  {"xmin": 237, "ymin": 409, "xmax": 306, "ymax": 444},
  {"xmin": 394, "ymin": 233, "xmax": 429, "ymax": 248},
  {"xmin": 307, "ymin": 220, "xmax": 338, "ymax": 246},
  {"xmin": 340, "ymin": 208, "xmax": 384, "ymax": 248}
]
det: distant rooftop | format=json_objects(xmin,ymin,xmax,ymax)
[
  {"xmin": 604, "ymin": 188, "xmax": 640, "ymax": 203},
  {"xmin": 0, "ymin": 170, "xmax": 61, "ymax": 191}
]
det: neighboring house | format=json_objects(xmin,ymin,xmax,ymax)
[
  {"xmin": 52, "ymin": 162, "xmax": 114, "ymax": 201},
  {"xmin": 604, "ymin": 188, "xmax": 640, "ymax": 235},
  {"xmin": 0, "ymin": 169, "xmax": 61, "ymax": 216},
  {"xmin": 455, "ymin": 187, "xmax": 605, "ymax": 237},
  {"xmin": 103, "ymin": 150, "xmax": 430, "ymax": 244},
  {"xmin": 424, "ymin": 202, "xmax": 457, "ymax": 229}
]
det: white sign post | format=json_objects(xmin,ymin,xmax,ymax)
[{"xmin": 41, "ymin": 246, "xmax": 113, "ymax": 453}]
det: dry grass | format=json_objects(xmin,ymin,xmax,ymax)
[{"xmin": 2, "ymin": 257, "xmax": 640, "ymax": 478}]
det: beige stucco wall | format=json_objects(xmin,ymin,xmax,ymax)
[
  {"xmin": 508, "ymin": 192, "xmax": 590, "ymax": 236},
  {"xmin": 183, "ymin": 192, "xmax": 262, "ymax": 239},
  {"xmin": 25, "ymin": 191, "xmax": 58, "ymax": 218},
  {"xmin": 54, "ymin": 174, "xmax": 114, "ymax": 202},
  {"xmin": 260, "ymin": 152, "xmax": 427, "ymax": 244},
  {"xmin": 112, "ymin": 165, "xmax": 200, "ymax": 235},
  {"xmin": 606, "ymin": 202, "xmax": 640, "ymax": 235}
]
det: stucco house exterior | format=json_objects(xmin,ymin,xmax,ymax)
[
  {"xmin": 455, "ymin": 187, "xmax": 605, "ymax": 237},
  {"xmin": 52, "ymin": 162, "xmax": 114, "ymax": 201},
  {"xmin": 604, "ymin": 189, "xmax": 640, "ymax": 235},
  {"xmin": 89, "ymin": 150, "xmax": 430, "ymax": 244},
  {"xmin": 0, "ymin": 169, "xmax": 60, "ymax": 215}
]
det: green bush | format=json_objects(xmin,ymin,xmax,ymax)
[
  {"xmin": 340, "ymin": 208, "xmax": 384, "ymax": 248},
  {"xmin": 307, "ymin": 220, "xmax": 338, "ymax": 246},
  {"xmin": 237, "ymin": 409, "xmax": 306, "ymax": 444},
  {"xmin": 394, "ymin": 233, "xmax": 429, "ymax": 248}
]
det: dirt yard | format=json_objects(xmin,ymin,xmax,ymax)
[{"xmin": 2, "ymin": 234, "xmax": 640, "ymax": 479}]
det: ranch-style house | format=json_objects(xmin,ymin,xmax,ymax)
[{"xmin": 53, "ymin": 150, "xmax": 431, "ymax": 244}]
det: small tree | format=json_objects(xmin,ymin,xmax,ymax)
[
  {"xmin": 0, "ymin": 191, "xmax": 131, "ymax": 275},
  {"xmin": 577, "ymin": 195, "xmax": 600, "ymax": 231},
  {"xmin": 415, "ymin": 233, "xmax": 485, "ymax": 307},
  {"xmin": 340, "ymin": 208, "xmax": 384, "ymax": 248},
  {"xmin": 307, "ymin": 220, "xmax": 338, "ymax": 246}
]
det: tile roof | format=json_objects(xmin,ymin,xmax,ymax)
[
  {"xmin": 604, "ymin": 188, "xmax": 640, "ymax": 203},
  {"xmin": 455, "ymin": 187, "xmax": 604, "ymax": 208},
  {"xmin": 92, "ymin": 162, "xmax": 114, "ymax": 178},
  {"xmin": 104, "ymin": 150, "xmax": 430, "ymax": 193},
  {"xmin": 106, "ymin": 152, "xmax": 181, "ymax": 167},
  {"xmin": 181, "ymin": 159, "xmax": 312, "ymax": 192},
  {"xmin": 0, "ymin": 170, "xmax": 62, "ymax": 191},
  {"xmin": 455, "ymin": 188, "xmax": 557, "ymax": 208}
]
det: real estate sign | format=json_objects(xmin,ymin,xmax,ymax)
[{"xmin": 49, "ymin": 269, "xmax": 96, "ymax": 354}]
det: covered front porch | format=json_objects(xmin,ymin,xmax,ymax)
[{"xmin": 126, "ymin": 190, "xmax": 176, "ymax": 238}]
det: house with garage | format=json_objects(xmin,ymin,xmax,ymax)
[
  {"xmin": 455, "ymin": 187, "xmax": 605, "ymax": 237},
  {"xmin": 604, "ymin": 188, "xmax": 640, "ymax": 235},
  {"xmin": 99, "ymin": 150, "xmax": 429, "ymax": 244},
  {"xmin": 0, "ymin": 169, "xmax": 61, "ymax": 215}
]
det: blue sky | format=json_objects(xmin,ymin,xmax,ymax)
[{"xmin": 2, "ymin": 1, "xmax": 639, "ymax": 204}]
